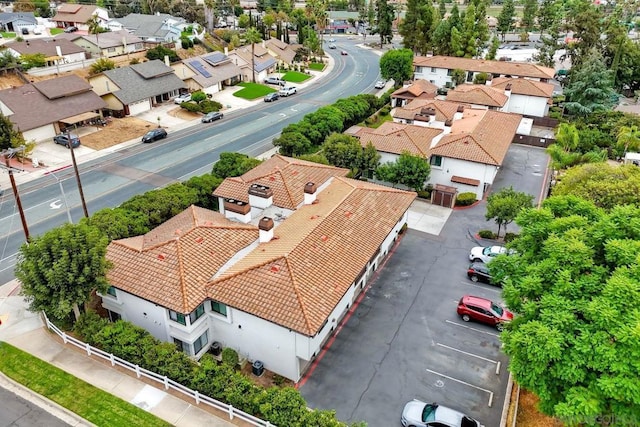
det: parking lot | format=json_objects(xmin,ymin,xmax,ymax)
[{"xmin": 298, "ymin": 144, "xmax": 549, "ymax": 427}]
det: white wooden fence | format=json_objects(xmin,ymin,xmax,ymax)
[{"xmin": 43, "ymin": 313, "xmax": 273, "ymax": 427}]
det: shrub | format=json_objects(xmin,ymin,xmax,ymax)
[
  {"xmin": 380, "ymin": 105, "xmax": 391, "ymax": 115},
  {"xmin": 549, "ymin": 111, "xmax": 562, "ymax": 119},
  {"xmin": 221, "ymin": 347, "xmax": 239, "ymax": 367},
  {"xmin": 417, "ymin": 190, "xmax": 431, "ymax": 199},
  {"xmin": 129, "ymin": 58, "xmax": 140, "ymax": 65},
  {"xmin": 456, "ymin": 192, "xmax": 477, "ymax": 206},
  {"xmin": 191, "ymin": 91, "xmax": 207, "ymax": 103},
  {"xmin": 199, "ymin": 99, "xmax": 223, "ymax": 113},
  {"xmin": 179, "ymin": 102, "xmax": 201, "ymax": 113},
  {"xmin": 504, "ymin": 232, "xmax": 518, "ymax": 242},
  {"xmin": 478, "ymin": 229, "xmax": 497, "ymax": 239}
]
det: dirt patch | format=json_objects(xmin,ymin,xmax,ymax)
[
  {"xmin": 168, "ymin": 106, "xmax": 201, "ymax": 121},
  {"xmin": 80, "ymin": 117, "xmax": 156, "ymax": 150},
  {"xmin": 516, "ymin": 388, "xmax": 564, "ymax": 427},
  {"xmin": 239, "ymin": 362, "xmax": 295, "ymax": 389}
]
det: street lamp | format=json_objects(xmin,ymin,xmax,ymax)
[{"xmin": 46, "ymin": 170, "xmax": 73, "ymax": 224}]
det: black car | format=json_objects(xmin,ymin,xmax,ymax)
[
  {"xmin": 141, "ymin": 128, "xmax": 168, "ymax": 143},
  {"xmin": 53, "ymin": 133, "xmax": 81, "ymax": 148},
  {"xmin": 264, "ymin": 92, "xmax": 279, "ymax": 102},
  {"xmin": 201, "ymin": 112, "xmax": 223, "ymax": 123},
  {"xmin": 467, "ymin": 262, "xmax": 496, "ymax": 285},
  {"xmin": 21, "ymin": 27, "xmax": 29, "ymax": 35},
  {"xmin": 64, "ymin": 26, "xmax": 78, "ymax": 33}
]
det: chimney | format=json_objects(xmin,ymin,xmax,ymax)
[
  {"xmin": 485, "ymin": 75, "xmax": 493, "ymax": 86},
  {"xmin": 224, "ymin": 46, "xmax": 228, "ymax": 56},
  {"xmin": 248, "ymin": 184, "xmax": 273, "ymax": 209},
  {"xmin": 304, "ymin": 182, "xmax": 317, "ymax": 205},
  {"xmin": 444, "ymin": 119, "xmax": 453, "ymax": 135},
  {"xmin": 223, "ymin": 198, "xmax": 252, "ymax": 223},
  {"xmin": 504, "ymin": 83, "xmax": 512, "ymax": 98},
  {"xmin": 258, "ymin": 217, "xmax": 274, "ymax": 243},
  {"xmin": 55, "ymin": 45, "xmax": 62, "ymax": 57},
  {"xmin": 164, "ymin": 54, "xmax": 170, "ymax": 67},
  {"xmin": 454, "ymin": 105, "xmax": 464, "ymax": 120}
]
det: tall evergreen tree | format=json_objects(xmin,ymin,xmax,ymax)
[
  {"xmin": 564, "ymin": 49, "xmax": 618, "ymax": 116},
  {"xmin": 497, "ymin": 0, "xmax": 515, "ymax": 40},
  {"xmin": 537, "ymin": 0, "xmax": 560, "ymax": 35},
  {"xmin": 460, "ymin": 3, "xmax": 477, "ymax": 57},
  {"xmin": 438, "ymin": 0, "xmax": 446, "ymax": 18},
  {"xmin": 400, "ymin": 0, "xmax": 423, "ymax": 52},
  {"xmin": 521, "ymin": 0, "xmax": 538, "ymax": 31},
  {"xmin": 432, "ymin": 19, "xmax": 452, "ymax": 55},
  {"xmin": 373, "ymin": 0, "xmax": 394, "ymax": 47}
]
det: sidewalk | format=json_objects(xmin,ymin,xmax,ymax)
[{"xmin": 0, "ymin": 280, "xmax": 236, "ymax": 427}]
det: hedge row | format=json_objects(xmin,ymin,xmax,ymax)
[{"xmin": 74, "ymin": 313, "xmax": 362, "ymax": 427}]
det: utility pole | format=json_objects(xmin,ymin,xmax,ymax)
[
  {"xmin": 1, "ymin": 147, "xmax": 29, "ymax": 242},
  {"xmin": 66, "ymin": 129, "xmax": 89, "ymax": 219}
]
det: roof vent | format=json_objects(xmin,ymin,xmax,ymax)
[
  {"xmin": 321, "ymin": 235, "xmax": 328, "ymax": 242},
  {"xmin": 158, "ymin": 253, "xmax": 166, "ymax": 260},
  {"xmin": 195, "ymin": 236, "xmax": 204, "ymax": 243},
  {"xmin": 270, "ymin": 265, "xmax": 280, "ymax": 273}
]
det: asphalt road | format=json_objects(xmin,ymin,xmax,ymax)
[
  {"xmin": 0, "ymin": 40, "xmax": 383, "ymax": 284},
  {"xmin": 0, "ymin": 385, "xmax": 70, "ymax": 427}
]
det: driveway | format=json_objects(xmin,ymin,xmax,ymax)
[{"xmin": 298, "ymin": 144, "xmax": 550, "ymax": 427}]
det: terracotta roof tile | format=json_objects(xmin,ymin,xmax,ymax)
[
  {"xmin": 490, "ymin": 77, "xmax": 554, "ymax": 98},
  {"xmin": 446, "ymin": 84, "xmax": 508, "ymax": 107},
  {"xmin": 213, "ymin": 155, "xmax": 349, "ymax": 209},
  {"xmin": 354, "ymin": 121, "xmax": 442, "ymax": 156},
  {"xmin": 414, "ymin": 55, "xmax": 555, "ymax": 80},
  {"xmin": 393, "ymin": 99, "xmax": 462, "ymax": 121},
  {"xmin": 208, "ymin": 178, "xmax": 416, "ymax": 336},
  {"xmin": 106, "ymin": 206, "xmax": 259, "ymax": 313},
  {"xmin": 391, "ymin": 79, "xmax": 438, "ymax": 99}
]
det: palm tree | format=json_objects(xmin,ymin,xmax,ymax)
[
  {"xmin": 244, "ymin": 27, "xmax": 262, "ymax": 83},
  {"xmin": 616, "ymin": 125, "xmax": 640, "ymax": 159},
  {"xmin": 86, "ymin": 15, "xmax": 103, "ymax": 57}
]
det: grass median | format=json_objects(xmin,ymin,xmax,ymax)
[{"xmin": 0, "ymin": 342, "xmax": 171, "ymax": 427}]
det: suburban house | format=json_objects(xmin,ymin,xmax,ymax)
[
  {"xmin": 227, "ymin": 44, "xmax": 277, "ymax": 83},
  {"xmin": 0, "ymin": 74, "xmax": 106, "ymax": 142},
  {"xmin": 488, "ymin": 77, "xmax": 554, "ymax": 117},
  {"xmin": 0, "ymin": 12, "xmax": 37, "ymax": 33},
  {"xmin": 391, "ymin": 79, "xmax": 438, "ymax": 107},
  {"xmin": 5, "ymin": 38, "xmax": 87, "ymax": 67},
  {"xmin": 392, "ymin": 98, "xmax": 463, "ymax": 127},
  {"xmin": 445, "ymin": 84, "xmax": 510, "ymax": 111},
  {"xmin": 106, "ymin": 13, "xmax": 185, "ymax": 42},
  {"xmin": 172, "ymin": 52, "xmax": 243, "ymax": 94},
  {"xmin": 103, "ymin": 155, "xmax": 416, "ymax": 382},
  {"xmin": 51, "ymin": 4, "xmax": 109, "ymax": 30},
  {"xmin": 66, "ymin": 30, "xmax": 145, "ymax": 58},
  {"xmin": 89, "ymin": 60, "xmax": 186, "ymax": 116},
  {"xmin": 413, "ymin": 55, "xmax": 555, "ymax": 88},
  {"xmin": 263, "ymin": 37, "xmax": 300, "ymax": 67}
]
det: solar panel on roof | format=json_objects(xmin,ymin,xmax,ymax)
[
  {"xmin": 189, "ymin": 60, "xmax": 212, "ymax": 78},
  {"xmin": 202, "ymin": 52, "xmax": 225, "ymax": 66}
]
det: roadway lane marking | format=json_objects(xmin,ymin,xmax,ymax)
[
  {"xmin": 426, "ymin": 369, "xmax": 494, "ymax": 407},
  {"xmin": 436, "ymin": 343, "xmax": 502, "ymax": 375},
  {"xmin": 445, "ymin": 320, "xmax": 500, "ymax": 338}
]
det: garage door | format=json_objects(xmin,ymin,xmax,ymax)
[{"xmin": 128, "ymin": 99, "xmax": 151, "ymax": 116}]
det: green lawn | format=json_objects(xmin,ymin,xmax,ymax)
[
  {"xmin": 0, "ymin": 32, "xmax": 16, "ymax": 38},
  {"xmin": 309, "ymin": 62, "xmax": 325, "ymax": 71},
  {"xmin": 50, "ymin": 28, "xmax": 64, "ymax": 35},
  {"xmin": 233, "ymin": 82, "xmax": 276, "ymax": 100},
  {"xmin": 360, "ymin": 113, "xmax": 393, "ymax": 129},
  {"xmin": 0, "ymin": 342, "xmax": 171, "ymax": 427},
  {"xmin": 282, "ymin": 71, "xmax": 312, "ymax": 83}
]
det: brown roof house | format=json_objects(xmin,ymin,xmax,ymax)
[
  {"xmin": 445, "ymin": 84, "xmax": 510, "ymax": 110},
  {"xmin": 172, "ymin": 52, "xmax": 243, "ymax": 95},
  {"xmin": 227, "ymin": 44, "xmax": 277, "ymax": 83},
  {"xmin": 67, "ymin": 30, "xmax": 145, "ymax": 58},
  {"xmin": 263, "ymin": 37, "xmax": 301, "ymax": 66},
  {"xmin": 391, "ymin": 79, "xmax": 438, "ymax": 107},
  {"xmin": 413, "ymin": 55, "xmax": 555, "ymax": 89},
  {"xmin": 392, "ymin": 99, "xmax": 464, "ymax": 127},
  {"xmin": 0, "ymin": 74, "xmax": 106, "ymax": 142},
  {"xmin": 488, "ymin": 77, "xmax": 554, "ymax": 117},
  {"xmin": 5, "ymin": 38, "xmax": 88, "ymax": 71},
  {"xmin": 51, "ymin": 4, "xmax": 109, "ymax": 31},
  {"xmin": 103, "ymin": 155, "xmax": 416, "ymax": 382}
]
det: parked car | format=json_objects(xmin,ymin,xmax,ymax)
[
  {"xmin": 174, "ymin": 93, "xmax": 192, "ymax": 104},
  {"xmin": 264, "ymin": 76, "xmax": 285, "ymax": 86},
  {"xmin": 374, "ymin": 80, "xmax": 386, "ymax": 89},
  {"xmin": 467, "ymin": 262, "xmax": 495, "ymax": 284},
  {"xmin": 264, "ymin": 92, "xmax": 280, "ymax": 102},
  {"xmin": 457, "ymin": 295, "xmax": 513, "ymax": 331},
  {"xmin": 278, "ymin": 86, "xmax": 297, "ymax": 97},
  {"xmin": 64, "ymin": 26, "xmax": 78, "ymax": 33},
  {"xmin": 328, "ymin": 43, "xmax": 337, "ymax": 49},
  {"xmin": 32, "ymin": 27, "xmax": 42, "ymax": 35},
  {"xmin": 328, "ymin": 38, "xmax": 336, "ymax": 42},
  {"xmin": 141, "ymin": 128, "xmax": 168, "ymax": 143},
  {"xmin": 401, "ymin": 400, "xmax": 483, "ymax": 427},
  {"xmin": 21, "ymin": 27, "xmax": 29, "ymax": 35},
  {"xmin": 201, "ymin": 111, "xmax": 223, "ymax": 123},
  {"xmin": 341, "ymin": 50, "xmax": 348, "ymax": 55},
  {"xmin": 53, "ymin": 133, "xmax": 81, "ymax": 148},
  {"xmin": 469, "ymin": 245, "xmax": 508, "ymax": 263}
]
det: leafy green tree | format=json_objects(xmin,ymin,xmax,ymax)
[
  {"xmin": 451, "ymin": 68, "xmax": 466, "ymax": 86},
  {"xmin": 89, "ymin": 57, "xmax": 116, "ymax": 75},
  {"xmin": 537, "ymin": 0, "xmax": 560, "ymax": 35},
  {"xmin": 34, "ymin": 0, "xmax": 52, "ymax": 17},
  {"xmin": 485, "ymin": 186, "xmax": 534, "ymax": 237},
  {"xmin": 120, "ymin": 183, "xmax": 199, "ymax": 227},
  {"xmin": 521, "ymin": 0, "xmax": 537, "ymax": 31},
  {"xmin": 358, "ymin": 142, "xmax": 380, "ymax": 179},
  {"xmin": 564, "ymin": 48, "xmax": 618, "ymax": 117},
  {"xmin": 497, "ymin": 0, "xmax": 515, "ymax": 40},
  {"xmin": 238, "ymin": 13, "xmax": 250, "ymax": 28},
  {"xmin": 212, "ymin": 152, "xmax": 262, "ymax": 178},
  {"xmin": 146, "ymin": 45, "xmax": 179, "ymax": 62},
  {"xmin": 400, "ymin": 0, "xmax": 435, "ymax": 55},
  {"xmin": 564, "ymin": 0, "xmax": 603, "ymax": 69},
  {"xmin": 376, "ymin": 152, "xmax": 430, "ymax": 191},
  {"xmin": 84, "ymin": 208, "xmax": 150, "ymax": 241},
  {"xmin": 0, "ymin": 113, "xmax": 24, "ymax": 150},
  {"xmin": 450, "ymin": 26, "xmax": 464, "ymax": 57},
  {"xmin": 534, "ymin": 25, "xmax": 561, "ymax": 68},
  {"xmin": 296, "ymin": 153, "xmax": 329, "ymax": 164},
  {"xmin": 438, "ymin": 0, "xmax": 446, "ymax": 17},
  {"xmin": 375, "ymin": 162, "xmax": 399, "ymax": 186},
  {"xmin": 322, "ymin": 133, "xmax": 362, "ymax": 170},
  {"xmin": 274, "ymin": 131, "xmax": 313, "ymax": 156},
  {"xmin": 372, "ymin": 0, "xmax": 394, "ymax": 47},
  {"xmin": 486, "ymin": 36, "xmax": 500, "ymax": 60},
  {"xmin": 552, "ymin": 163, "xmax": 640, "ymax": 210},
  {"xmin": 20, "ymin": 53, "xmax": 46, "ymax": 70},
  {"xmin": 616, "ymin": 125, "xmax": 640, "ymax": 158},
  {"xmin": 15, "ymin": 223, "xmax": 110, "ymax": 322},
  {"xmin": 305, "ymin": 106, "xmax": 346, "ymax": 141},
  {"xmin": 244, "ymin": 27, "xmax": 262, "ymax": 82},
  {"xmin": 86, "ymin": 15, "xmax": 105, "ymax": 56},
  {"xmin": 184, "ymin": 173, "xmax": 224, "ymax": 210},
  {"xmin": 432, "ymin": 19, "xmax": 452, "ymax": 55},
  {"xmin": 379, "ymin": 48, "xmax": 414, "ymax": 87},
  {"xmin": 490, "ymin": 196, "xmax": 640, "ymax": 424}
]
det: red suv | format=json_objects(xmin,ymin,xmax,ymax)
[{"xmin": 457, "ymin": 295, "xmax": 513, "ymax": 331}]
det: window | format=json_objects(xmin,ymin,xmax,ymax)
[
  {"xmin": 107, "ymin": 47, "xmax": 115, "ymax": 52},
  {"xmin": 430, "ymin": 67, "xmax": 436, "ymax": 73},
  {"xmin": 107, "ymin": 310, "xmax": 121, "ymax": 322},
  {"xmin": 173, "ymin": 338, "xmax": 185, "ymax": 352},
  {"xmin": 193, "ymin": 331, "xmax": 208, "ymax": 355},
  {"xmin": 447, "ymin": 69, "xmax": 453, "ymax": 76},
  {"xmin": 430, "ymin": 155, "xmax": 442, "ymax": 167},
  {"xmin": 211, "ymin": 300, "xmax": 227, "ymax": 317},
  {"xmin": 169, "ymin": 310, "xmax": 186, "ymax": 325},
  {"xmin": 106, "ymin": 286, "xmax": 117, "ymax": 297},
  {"xmin": 188, "ymin": 303, "xmax": 205, "ymax": 324}
]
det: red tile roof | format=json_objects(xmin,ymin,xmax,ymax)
[
  {"xmin": 354, "ymin": 122, "xmax": 442, "ymax": 156},
  {"xmin": 208, "ymin": 178, "xmax": 416, "ymax": 336},
  {"xmin": 446, "ymin": 84, "xmax": 508, "ymax": 107},
  {"xmin": 393, "ymin": 99, "xmax": 462, "ymax": 122},
  {"xmin": 391, "ymin": 79, "xmax": 438, "ymax": 99},
  {"xmin": 414, "ymin": 55, "xmax": 555, "ymax": 80},
  {"xmin": 490, "ymin": 77, "xmax": 554, "ymax": 98}
]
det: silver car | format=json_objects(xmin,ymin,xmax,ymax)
[
  {"xmin": 469, "ymin": 245, "xmax": 507, "ymax": 263},
  {"xmin": 401, "ymin": 400, "xmax": 483, "ymax": 427}
]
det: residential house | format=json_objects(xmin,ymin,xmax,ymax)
[
  {"xmin": 68, "ymin": 30, "xmax": 145, "ymax": 58},
  {"xmin": 0, "ymin": 12, "xmax": 37, "ymax": 33},
  {"xmin": 172, "ymin": 52, "xmax": 243, "ymax": 95},
  {"xmin": 0, "ymin": 74, "xmax": 106, "ymax": 142},
  {"xmin": 51, "ymin": 4, "xmax": 109, "ymax": 31},
  {"xmin": 103, "ymin": 155, "xmax": 416, "ymax": 382},
  {"xmin": 228, "ymin": 44, "xmax": 277, "ymax": 83},
  {"xmin": 413, "ymin": 55, "xmax": 555, "ymax": 88},
  {"xmin": 391, "ymin": 79, "xmax": 438, "ymax": 107},
  {"xmin": 263, "ymin": 37, "xmax": 300, "ymax": 67},
  {"xmin": 445, "ymin": 84, "xmax": 510, "ymax": 111},
  {"xmin": 392, "ymin": 99, "xmax": 464, "ymax": 128},
  {"xmin": 5, "ymin": 38, "xmax": 87, "ymax": 67},
  {"xmin": 488, "ymin": 77, "xmax": 554, "ymax": 117},
  {"xmin": 89, "ymin": 60, "xmax": 186, "ymax": 116},
  {"xmin": 106, "ymin": 13, "xmax": 185, "ymax": 42}
]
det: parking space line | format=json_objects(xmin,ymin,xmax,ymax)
[
  {"xmin": 445, "ymin": 320, "xmax": 500, "ymax": 337},
  {"xmin": 426, "ymin": 369, "xmax": 494, "ymax": 407},
  {"xmin": 460, "ymin": 281, "xmax": 502, "ymax": 292},
  {"xmin": 436, "ymin": 343, "xmax": 502, "ymax": 375}
]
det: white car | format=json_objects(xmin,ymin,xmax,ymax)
[
  {"xmin": 374, "ymin": 80, "xmax": 386, "ymax": 89},
  {"xmin": 469, "ymin": 245, "xmax": 508, "ymax": 263},
  {"xmin": 278, "ymin": 86, "xmax": 297, "ymax": 97},
  {"xmin": 328, "ymin": 38, "xmax": 336, "ymax": 42},
  {"xmin": 33, "ymin": 27, "xmax": 42, "ymax": 35},
  {"xmin": 174, "ymin": 93, "xmax": 191, "ymax": 104},
  {"xmin": 401, "ymin": 400, "xmax": 483, "ymax": 427}
]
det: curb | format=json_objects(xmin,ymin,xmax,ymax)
[{"xmin": 499, "ymin": 372, "xmax": 515, "ymax": 427}]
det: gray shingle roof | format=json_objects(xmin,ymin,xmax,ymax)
[
  {"xmin": 7, "ymin": 38, "xmax": 86, "ymax": 57},
  {"xmin": 111, "ymin": 13, "xmax": 185, "ymax": 40},
  {"xmin": 79, "ymin": 30, "xmax": 143, "ymax": 49},
  {"xmin": 0, "ymin": 12, "xmax": 37, "ymax": 26},
  {"xmin": 184, "ymin": 54, "xmax": 242, "ymax": 87},
  {"xmin": 103, "ymin": 59, "xmax": 185, "ymax": 105}
]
